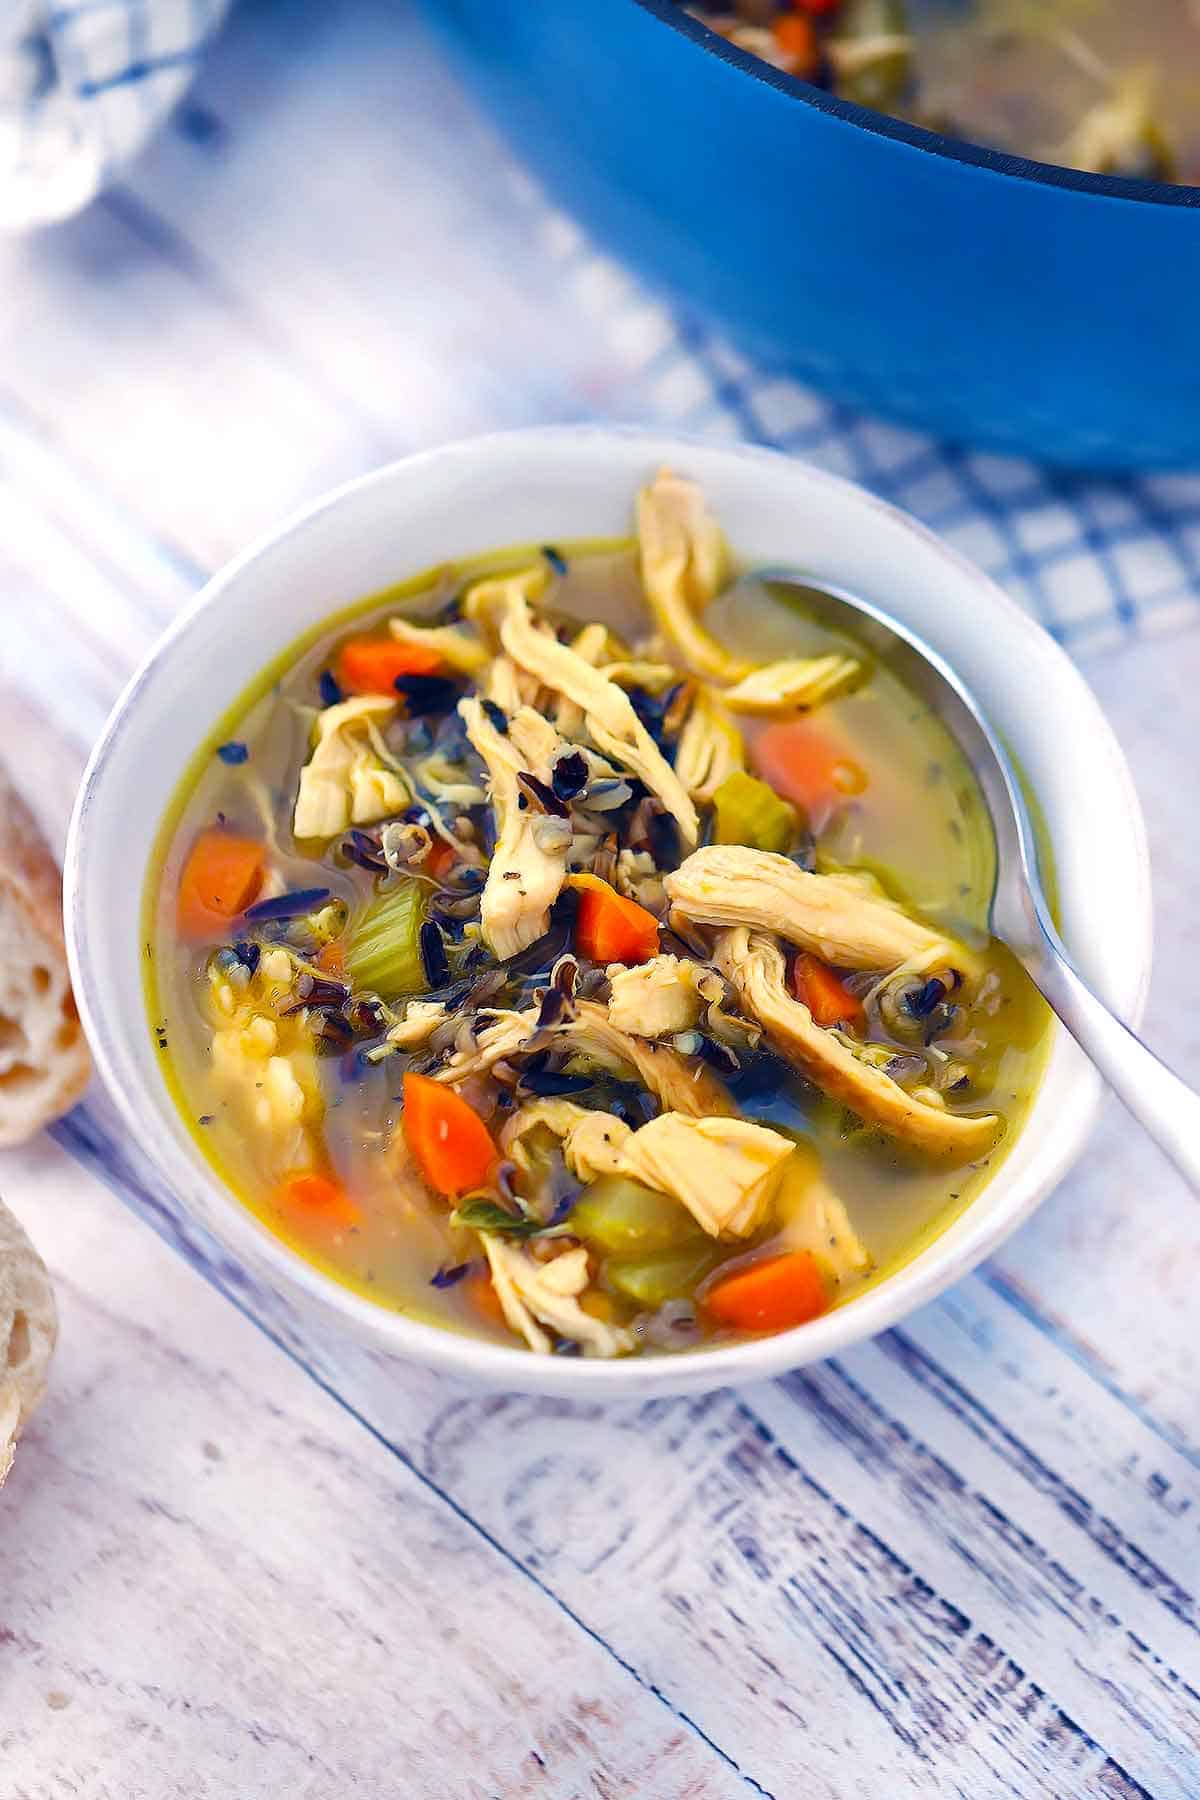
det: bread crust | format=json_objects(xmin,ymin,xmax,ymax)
[
  {"xmin": 0, "ymin": 1196, "xmax": 58, "ymax": 1486},
  {"xmin": 0, "ymin": 766, "xmax": 91, "ymax": 1145}
]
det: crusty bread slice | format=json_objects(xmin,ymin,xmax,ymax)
[
  {"xmin": 0, "ymin": 765, "xmax": 90, "ymax": 1146},
  {"xmin": 0, "ymin": 1196, "xmax": 58, "ymax": 1486}
]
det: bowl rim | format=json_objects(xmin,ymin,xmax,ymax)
[
  {"xmin": 633, "ymin": 0, "xmax": 1200, "ymax": 210},
  {"xmin": 64, "ymin": 425, "xmax": 1153, "ymax": 1397}
]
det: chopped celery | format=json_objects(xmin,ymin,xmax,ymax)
[
  {"xmin": 570, "ymin": 1175, "xmax": 702, "ymax": 1254},
  {"xmin": 712, "ymin": 770, "xmax": 796, "ymax": 854},
  {"xmin": 346, "ymin": 881, "xmax": 427, "ymax": 998},
  {"xmin": 607, "ymin": 1243, "xmax": 722, "ymax": 1308}
]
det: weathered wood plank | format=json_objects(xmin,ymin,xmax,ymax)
[
  {"xmin": 1, "ymin": 7, "xmax": 1198, "ymax": 1787},
  {"xmin": 0, "ymin": 1138, "xmax": 756, "ymax": 1800},
  {"xmin": 22, "ymin": 582, "xmax": 1197, "ymax": 1796},
  {"xmin": 54, "ymin": 1093, "xmax": 1195, "ymax": 1797},
  {"xmin": 418, "ymin": 1384, "xmax": 1165, "ymax": 1798},
  {"xmin": 0, "ymin": 189, "xmax": 382, "ymax": 578}
]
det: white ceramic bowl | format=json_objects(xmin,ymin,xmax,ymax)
[{"xmin": 64, "ymin": 428, "xmax": 1152, "ymax": 1396}]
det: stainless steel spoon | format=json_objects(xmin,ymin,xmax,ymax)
[{"xmin": 737, "ymin": 567, "xmax": 1200, "ymax": 1190}]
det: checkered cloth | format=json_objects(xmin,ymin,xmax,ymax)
[{"xmin": 0, "ymin": 0, "xmax": 227, "ymax": 229}]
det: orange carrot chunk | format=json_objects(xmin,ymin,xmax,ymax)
[
  {"xmin": 571, "ymin": 873, "xmax": 660, "ymax": 966},
  {"xmin": 275, "ymin": 1172, "xmax": 361, "ymax": 1228},
  {"xmin": 772, "ymin": 13, "xmax": 819, "ymax": 75},
  {"xmin": 425, "ymin": 835, "xmax": 457, "ymax": 879},
  {"xmin": 335, "ymin": 636, "xmax": 441, "ymax": 696},
  {"xmin": 751, "ymin": 721, "xmax": 867, "ymax": 822},
  {"xmin": 705, "ymin": 1250, "xmax": 829, "ymax": 1335},
  {"xmin": 791, "ymin": 952, "xmax": 865, "ymax": 1030},
  {"xmin": 314, "ymin": 938, "xmax": 347, "ymax": 979},
  {"xmin": 177, "ymin": 829, "xmax": 266, "ymax": 939},
  {"xmin": 403, "ymin": 1072, "xmax": 498, "ymax": 1198},
  {"xmin": 464, "ymin": 1268, "xmax": 507, "ymax": 1329}
]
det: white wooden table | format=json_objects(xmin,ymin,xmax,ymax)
[{"xmin": 2, "ymin": 5, "xmax": 1199, "ymax": 1795}]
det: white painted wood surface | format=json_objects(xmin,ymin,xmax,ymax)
[{"xmin": 1, "ymin": 2, "xmax": 1199, "ymax": 1794}]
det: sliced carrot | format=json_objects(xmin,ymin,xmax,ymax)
[
  {"xmin": 570, "ymin": 873, "xmax": 660, "ymax": 966},
  {"xmin": 314, "ymin": 938, "xmax": 347, "ymax": 978},
  {"xmin": 772, "ymin": 12, "xmax": 819, "ymax": 74},
  {"xmin": 275, "ymin": 1171, "xmax": 361, "ymax": 1228},
  {"xmin": 403, "ymin": 1072, "xmax": 498, "ymax": 1198},
  {"xmin": 425, "ymin": 836, "xmax": 457, "ymax": 878},
  {"xmin": 705, "ymin": 1250, "xmax": 828, "ymax": 1335},
  {"xmin": 335, "ymin": 636, "xmax": 441, "ymax": 695},
  {"xmin": 751, "ymin": 721, "xmax": 867, "ymax": 824},
  {"xmin": 177, "ymin": 828, "xmax": 266, "ymax": 940},
  {"xmin": 792, "ymin": 952, "xmax": 865, "ymax": 1030},
  {"xmin": 464, "ymin": 1268, "xmax": 507, "ymax": 1329}
]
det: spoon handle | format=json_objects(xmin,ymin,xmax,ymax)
[{"xmin": 1027, "ymin": 937, "xmax": 1200, "ymax": 1193}]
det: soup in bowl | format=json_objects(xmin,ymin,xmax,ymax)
[{"xmin": 65, "ymin": 432, "xmax": 1150, "ymax": 1393}]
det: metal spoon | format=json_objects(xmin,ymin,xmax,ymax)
[{"xmin": 738, "ymin": 568, "xmax": 1200, "ymax": 1190}]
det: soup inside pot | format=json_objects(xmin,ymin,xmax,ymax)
[{"xmin": 686, "ymin": 0, "xmax": 1200, "ymax": 184}]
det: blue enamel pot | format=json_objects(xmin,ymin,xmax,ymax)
[{"xmin": 421, "ymin": 0, "xmax": 1200, "ymax": 468}]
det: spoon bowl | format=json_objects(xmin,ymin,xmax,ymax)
[{"xmin": 740, "ymin": 566, "xmax": 1200, "ymax": 1193}]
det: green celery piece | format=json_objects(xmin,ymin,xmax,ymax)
[
  {"xmin": 712, "ymin": 770, "xmax": 797, "ymax": 854},
  {"xmin": 606, "ymin": 1243, "xmax": 723, "ymax": 1308},
  {"xmin": 346, "ymin": 880, "xmax": 427, "ymax": 998},
  {"xmin": 570, "ymin": 1175, "xmax": 703, "ymax": 1255}
]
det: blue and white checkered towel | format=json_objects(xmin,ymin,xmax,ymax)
[{"xmin": 0, "ymin": 0, "xmax": 227, "ymax": 229}]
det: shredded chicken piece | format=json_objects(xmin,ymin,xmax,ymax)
[
  {"xmin": 714, "ymin": 929, "xmax": 998, "ymax": 1160},
  {"xmin": 556, "ymin": 624, "xmax": 611, "ymax": 735},
  {"xmin": 674, "ymin": 687, "xmax": 746, "ymax": 804},
  {"xmin": 601, "ymin": 659, "xmax": 679, "ymax": 694},
  {"xmin": 484, "ymin": 654, "xmax": 536, "ymax": 715},
  {"xmin": 500, "ymin": 1100, "xmax": 631, "ymax": 1182},
  {"xmin": 433, "ymin": 996, "xmax": 735, "ymax": 1117},
  {"xmin": 482, "ymin": 1238, "xmax": 633, "ymax": 1357},
  {"xmin": 388, "ymin": 616, "xmax": 489, "ymax": 676},
  {"xmin": 775, "ymin": 1154, "xmax": 871, "ymax": 1287},
  {"xmin": 461, "ymin": 696, "xmax": 571, "ymax": 959},
  {"xmin": 489, "ymin": 578, "xmax": 700, "ymax": 847},
  {"xmin": 434, "ymin": 1007, "xmax": 539, "ymax": 1084},
  {"xmin": 666, "ymin": 845, "xmax": 974, "ymax": 974},
  {"xmin": 617, "ymin": 1111, "xmax": 794, "ymax": 1239},
  {"xmin": 606, "ymin": 953, "xmax": 721, "ymax": 1039},
  {"xmin": 635, "ymin": 469, "xmax": 746, "ymax": 681},
  {"xmin": 562, "ymin": 1109, "xmax": 634, "ymax": 1181},
  {"xmin": 570, "ymin": 623, "xmax": 612, "ymax": 664},
  {"xmin": 508, "ymin": 709, "xmax": 566, "ymax": 772},
  {"xmin": 293, "ymin": 696, "xmax": 409, "ymax": 840},
  {"xmin": 414, "ymin": 755, "xmax": 487, "ymax": 808},
  {"xmin": 721, "ymin": 654, "xmax": 861, "ymax": 715},
  {"xmin": 384, "ymin": 1000, "xmax": 449, "ymax": 1051},
  {"xmin": 569, "ymin": 1000, "xmax": 735, "ymax": 1117},
  {"xmin": 464, "ymin": 564, "xmax": 549, "ymax": 632}
]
